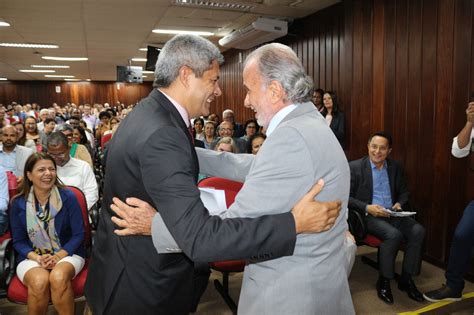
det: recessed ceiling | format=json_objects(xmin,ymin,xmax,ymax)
[{"xmin": 0, "ymin": 0, "xmax": 339, "ymax": 81}]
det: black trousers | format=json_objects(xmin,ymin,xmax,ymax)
[{"xmin": 365, "ymin": 215, "xmax": 425, "ymax": 279}]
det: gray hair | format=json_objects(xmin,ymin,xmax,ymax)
[
  {"xmin": 47, "ymin": 131, "xmax": 68, "ymax": 148},
  {"xmin": 56, "ymin": 123, "xmax": 73, "ymax": 133},
  {"xmin": 215, "ymin": 136, "xmax": 237, "ymax": 153},
  {"xmin": 245, "ymin": 43, "xmax": 313, "ymax": 103},
  {"xmin": 153, "ymin": 34, "xmax": 224, "ymax": 88}
]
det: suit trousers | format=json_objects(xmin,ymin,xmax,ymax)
[
  {"xmin": 446, "ymin": 200, "xmax": 474, "ymax": 294},
  {"xmin": 365, "ymin": 215, "xmax": 425, "ymax": 279}
]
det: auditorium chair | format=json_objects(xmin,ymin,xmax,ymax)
[
  {"xmin": 7, "ymin": 186, "xmax": 92, "ymax": 303},
  {"xmin": 348, "ymin": 208, "xmax": 401, "ymax": 280},
  {"xmin": 198, "ymin": 177, "xmax": 246, "ymax": 315}
]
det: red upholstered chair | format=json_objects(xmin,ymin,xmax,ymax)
[
  {"xmin": 198, "ymin": 177, "xmax": 246, "ymax": 315},
  {"xmin": 348, "ymin": 208, "xmax": 400, "ymax": 279},
  {"xmin": 7, "ymin": 186, "xmax": 92, "ymax": 303},
  {"xmin": 100, "ymin": 133, "xmax": 112, "ymax": 149}
]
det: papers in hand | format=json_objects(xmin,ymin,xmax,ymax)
[
  {"xmin": 199, "ymin": 187, "xmax": 228, "ymax": 217},
  {"xmin": 382, "ymin": 208, "xmax": 416, "ymax": 217}
]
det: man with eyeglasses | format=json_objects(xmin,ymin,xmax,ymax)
[
  {"xmin": 348, "ymin": 131, "xmax": 425, "ymax": 305},
  {"xmin": 46, "ymin": 132, "xmax": 98, "ymax": 211},
  {"xmin": 212, "ymin": 120, "xmax": 246, "ymax": 152}
]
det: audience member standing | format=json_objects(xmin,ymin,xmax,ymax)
[
  {"xmin": 322, "ymin": 91, "xmax": 345, "ymax": 147},
  {"xmin": 424, "ymin": 101, "xmax": 474, "ymax": 302}
]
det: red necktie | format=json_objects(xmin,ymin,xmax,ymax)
[{"xmin": 188, "ymin": 125, "xmax": 194, "ymax": 145}]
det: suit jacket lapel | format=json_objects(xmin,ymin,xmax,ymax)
[
  {"xmin": 363, "ymin": 157, "xmax": 374, "ymax": 203},
  {"xmin": 150, "ymin": 89, "xmax": 199, "ymax": 182},
  {"xmin": 387, "ymin": 159, "xmax": 396, "ymax": 203}
]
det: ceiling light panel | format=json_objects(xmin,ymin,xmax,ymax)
[
  {"xmin": 42, "ymin": 56, "xmax": 88, "ymax": 61},
  {"xmin": 0, "ymin": 43, "xmax": 59, "ymax": 48},
  {"xmin": 45, "ymin": 74, "xmax": 75, "ymax": 78},
  {"xmin": 173, "ymin": 0, "xmax": 254, "ymax": 12},
  {"xmin": 19, "ymin": 69, "xmax": 55, "ymax": 73},
  {"xmin": 31, "ymin": 65, "xmax": 70, "ymax": 68},
  {"xmin": 152, "ymin": 29, "xmax": 214, "ymax": 36}
]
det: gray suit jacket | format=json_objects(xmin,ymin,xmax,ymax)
[
  {"xmin": 0, "ymin": 144, "xmax": 34, "ymax": 177},
  {"xmin": 153, "ymin": 102, "xmax": 354, "ymax": 314}
]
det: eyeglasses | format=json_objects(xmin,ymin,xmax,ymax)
[
  {"xmin": 48, "ymin": 152, "xmax": 67, "ymax": 158},
  {"xmin": 220, "ymin": 128, "xmax": 232, "ymax": 132}
]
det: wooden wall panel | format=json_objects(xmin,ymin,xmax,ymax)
[
  {"xmin": 216, "ymin": 0, "xmax": 474, "ymax": 276},
  {"xmin": 0, "ymin": 81, "xmax": 153, "ymax": 108}
]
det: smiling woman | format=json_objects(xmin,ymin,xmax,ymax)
[{"xmin": 9, "ymin": 152, "xmax": 86, "ymax": 315}]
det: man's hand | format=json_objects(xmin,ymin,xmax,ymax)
[
  {"xmin": 292, "ymin": 179, "xmax": 342, "ymax": 234},
  {"xmin": 110, "ymin": 197, "xmax": 157, "ymax": 236},
  {"xmin": 392, "ymin": 202, "xmax": 402, "ymax": 211},
  {"xmin": 366, "ymin": 204, "xmax": 390, "ymax": 217},
  {"xmin": 466, "ymin": 102, "xmax": 474, "ymax": 124}
]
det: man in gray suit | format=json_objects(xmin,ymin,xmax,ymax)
[{"xmin": 112, "ymin": 43, "xmax": 355, "ymax": 314}]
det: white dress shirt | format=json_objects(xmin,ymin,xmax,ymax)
[
  {"xmin": 57, "ymin": 157, "xmax": 98, "ymax": 210},
  {"xmin": 452, "ymin": 127, "xmax": 474, "ymax": 158}
]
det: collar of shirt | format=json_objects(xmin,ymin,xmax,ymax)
[
  {"xmin": 369, "ymin": 159, "xmax": 387, "ymax": 171},
  {"xmin": 266, "ymin": 104, "xmax": 297, "ymax": 137},
  {"xmin": 160, "ymin": 90, "xmax": 190, "ymax": 128},
  {"xmin": 0, "ymin": 145, "xmax": 17, "ymax": 154}
]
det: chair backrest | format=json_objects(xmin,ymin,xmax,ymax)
[
  {"xmin": 198, "ymin": 177, "xmax": 243, "ymax": 207},
  {"xmin": 6, "ymin": 171, "xmax": 17, "ymax": 200},
  {"xmin": 101, "ymin": 133, "xmax": 112, "ymax": 149},
  {"xmin": 65, "ymin": 186, "xmax": 92, "ymax": 250}
]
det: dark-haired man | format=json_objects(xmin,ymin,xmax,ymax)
[{"xmin": 349, "ymin": 131, "xmax": 425, "ymax": 304}]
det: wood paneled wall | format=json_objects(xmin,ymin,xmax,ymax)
[
  {"xmin": 216, "ymin": 0, "xmax": 474, "ymax": 275},
  {"xmin": 0, "ymin": 81, "xmax": 153, "ymax": 107}
]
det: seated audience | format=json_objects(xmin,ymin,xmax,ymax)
[
  {"xmin": 193, "ymin": 118, "xmax": 205, "ymax": 141},
  {"xmin": 13, "ymin": 121, "xmax": 36, "ymax": 149},
  {"xmin": 0, "ymin": 165, "xmax": 8, "ymax": 234},
  {"xmin": 202, "ymin": 121, "xmax": 217, "ymax": 149},
  {"xmin": 36, "ymin": 109, "xmax": 51, "ymax": 131},
  {"xmin": 39, "ymin": 118, "xmax": 57, "ymax": 149},
  {"xmin": 214, "ymin": 136, "xmax": 238, "ymax": 153},
  {"xmin": 56, "ymin": 124, "xmax": 93, "ymax": 168},
  {"xmin": 206, "ymin": 113, "xmax": 219, "ymax": 126},
  {"xmin": 424, "ymin": 102, "xmax": 474, "ymax": 302},
  {"xmin": 349, "ymin": 131, "xmax": 425, "ymax": 304},
  {"xmin": 222, "ymin": 109, "xmax": 244, "ymax": 137},
  {"xmin": 0, "ymin": 107, "xmax": 9, "ymax": 127},
  {"xmin": 247, "ymin": 133, "xmax": 267, "ymax": 155},
  {"xmin": 0, "ymin": 125, "xmax": 35, "ymax": 180},
  {"xmin": 24, "ymin": 116, "xmax": 41, "ymax": 148},
  {"xmin": 240, "ymin": 119, "xmax": 259, "ymax": 143},
  {"xmin": 212, "ymin": 121, "xmax": 246, "ymax": 153},
  {"xmin": 322, "ymin": 91, "xmax": 345, "ymax": 147},
  {"xmin": 312, "ymin": 88, "xmax": 325, "ymax": 113},
  {"xmin": 95, "ymin": 111, "xmax": 112, "ymax": 141},
  {"xmin": 72, "ymin": 126, "xmax": 93, "ymax": 156},
  {"xmin": 10, "ymin": 152, "xmax": 85, "ymax": 315},
  {"xmin": 47, "ymin": 132, "xmax": 98, "ymax": 211}
]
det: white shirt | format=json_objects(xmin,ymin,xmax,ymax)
[
  {"xmin": 57, "ymin": 157, "xmax": 98, "ymax": 210},
  {"xmin": 452, "ymin": 127, "xmax": 474, "ymax": 158},
  {"xmin": 266, "ymin": 104, "xmax": 297, "ymax": 136}
]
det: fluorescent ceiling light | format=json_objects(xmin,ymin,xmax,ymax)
[
  {"xmin": 86, "ymin": 79, "xmax": 91, "ymax": 81},
  {"xmin": 142, "ymin": 71, "xmax": 154, "ymax": 74},
  {"xmin": 0, "ymin": 78, "xmax": 8, "ymax": 81},
  {"xmin": 31, "ymin": 65, "xmax": 70, "ymax": 68},
  {"xmin": 152, "ymin": 29, "xmax": 214, "ymax": 36},
  {"xmin": 45, "ymin": 74, "xmax": 75, "ymax": 78},
  {"xmin": 142, "ymin": 76, "xmax": 148, "ymax": 78},
  {"xmin": 139, "ymin": 48, "xmax": 147, "ymax": 51},
  {"xmin": 131, "ymin": 58, "xmax": 147, "ymax": 62},
  {"xmin": 19, "ymin": 69, "xmax": 55, "ymax": 73},
  {"xmin": 42, "ymin": 56, "xmax": 88, "ymax": 61},
  {"xmin": 64, "ymin": 78, "xmax": 81, "ymax": 81},
  {"xmin": 0, "ymin": 20, "xmax": 10, "ymax": 27},
  {"xmin": 0, "ymin": 43, "xmax": 58, "ymax": 48},
  {"xmin": 173, "ymin": 0, "xmax": 254, "ymax": 12}
]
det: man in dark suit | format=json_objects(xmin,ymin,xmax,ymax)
[
  {"xmin": 85, "ymin": 34, "xmax": 341, "ymax": 315},
  {"xmin": 349, "ymin": 131, "xmax": 425, "ymax": 304}
]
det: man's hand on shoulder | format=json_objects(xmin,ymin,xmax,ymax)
[
  {"xmin": 292, "ymin": 179, "xmax": 342, "ymax": 234},
  {"xmin": 366, "ymin": 204, "xmax": 390, "ymax": 217},
  {"xmin": 110, "ymin": 197, "xmax": 157, "ymax": 236}
]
